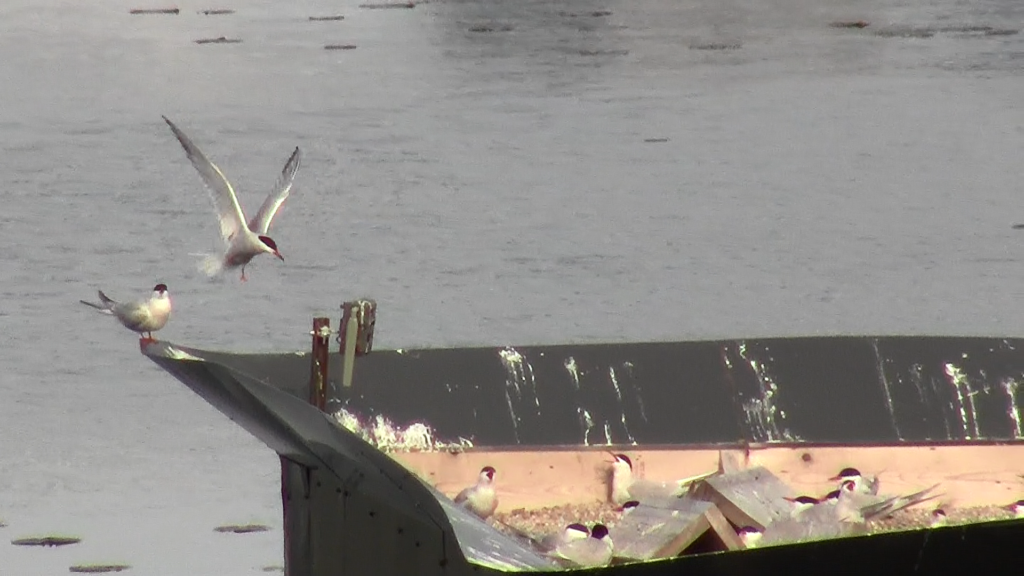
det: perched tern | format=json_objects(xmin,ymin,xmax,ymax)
[
  {"xmin": 618, "ymin": 500, "xmax": 641, "ymax": 514},
  {"xmin": 550, "ymin": 523, "xmax": 613, "ymax": 568},
  {"xmin": 829, "ymin": 467, "xmax": 881, "ymax": 495},
  {"xmin": 782, "ymin": 495, "xmax": 822, "ymax": 518},
  {"xmin": 609, "ymin": 453, "xmax": 686, "ymax": 505},
  {"xmin": 737, "ymin": 516, "xmax": 862, "ymax": 548},
  {"xmin": 740, "ymin": 480, "xmax": 939, "ymax": 548},
  {"xmin": 834, "ymin": 479, "xmax": 939, "ymax": 522},
  {"xmin": 537, "ymin": 523, "xmax": 590, "ymax": 552},
  {"xmin": 453, "ymin": 466, "xmax": 498, "ymax": 520},
  {"xmin": 79, "ymin": 284, "xmax": 171, "ymax": 340},
  {"xmin": 162, "ymin": 116, "xmax": 300, "ymax": 282}
]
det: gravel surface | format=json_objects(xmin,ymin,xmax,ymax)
[{"xmin": 493, "ymin": 502, "xmax": 1017, "ymax": 543}]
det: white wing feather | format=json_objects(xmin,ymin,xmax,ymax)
[
  {"xmin": 162, "ymin": 116, "xmax": 247, "ymax": 245},
  {"xmin": 248, "ymin": 146, "xmax": 301, "ymax": 234}
]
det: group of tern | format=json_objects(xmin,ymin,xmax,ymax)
[
  {"xmin": 450, "ymin": 458, "xmax": 1024, "ymax": 567},
  {"xmin": 451, "ymin": 463, "xmax": 622, "ymax": 568},
  {"xmin": 81, "ymin": 117, "xmax": 301, "ymax": 339}
]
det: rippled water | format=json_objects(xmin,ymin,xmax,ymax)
[{"xmin": 2, "ymin": 0, "xmax": 1024, "ymax": 573}]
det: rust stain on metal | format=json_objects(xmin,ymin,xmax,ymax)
[{"xmin": 309, "ymin": 317, "xmax": 330, "ymax": 410}]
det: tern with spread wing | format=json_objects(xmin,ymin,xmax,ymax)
[
  {"xmin": 80, "ymin": 284, "xmax": 171, "ymax": 341},
  {"xmin": 163, "ymin": 116, "xmax": 300, "ymax": 281}
]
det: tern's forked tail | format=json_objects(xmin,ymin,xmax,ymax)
[
  {"xmin": 196, "ymin": 253, "xmax": 224, "ymax": 277},
  {"xmin": 79, "ymin": 290, "xmax": 115, "ymax": 314}
]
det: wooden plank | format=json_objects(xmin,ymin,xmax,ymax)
[
  {"xmin": 704, "ymin": 505, "xmax": 745, "ymax": 551},
  {"xmin": 717, "ymin": 447, "xmax": 750, "ymax": 474},
  {"xmin": 691, "ymin": 466, "xmax": 795, "ymax": 529},
  {"xmin": 610, "ymin": 499, "xmax": 713, "ymax": 561}
]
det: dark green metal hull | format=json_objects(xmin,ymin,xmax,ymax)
[{"xmin": 141, "ymin": 336, "xmax": 1024, "ymax": 575}]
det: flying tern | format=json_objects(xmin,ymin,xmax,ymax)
[
  {"xmin": 162, "ymin": 116, "xmax": 300, "ymax": 282},
  {"xmin": 80, "ymin": 284, "xmax": 171, "ymax": 340},
  {"xmin": 453, "ymin": 466, "xmax": 498, "ymax": 520},
  {"xmin": 550, "ymin": 523, "xmax": 613, "ymax": 568}
]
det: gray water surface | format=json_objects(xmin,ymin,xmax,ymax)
[{"xmin": 3, "ymin": 0, "xmax": 1024, "ymax": 573}]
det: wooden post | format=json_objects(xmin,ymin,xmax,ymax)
[
  {"xmin": 338, "ymin": 299, "xmax": 377, "ymax": 388},
  {"xmin": 309, "ymin": 317, "xmax": 330, "ymax": 411}
]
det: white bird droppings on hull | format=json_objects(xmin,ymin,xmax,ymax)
[
  {"xmin": 1002, "ymin": 378, "xmax": 1022, "ymax": 438},
  {"xmin": 332, "ymin": 408, "xmax": 473, "ymax": 453},
  {"xmin": 944, "ymin": 362, "xmax": 980, "ymax": 439}
]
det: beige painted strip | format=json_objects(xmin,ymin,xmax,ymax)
[{"xmin": 392, "ymin": 445, "xmax": 1024, "ymax": 512}]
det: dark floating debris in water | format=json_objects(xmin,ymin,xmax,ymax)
[
  {"xmin": 577, "ymin": 48, "xmax": 629, "ymax": 56},
  {"xmin": 310, "ymin": 15, "xmax": 345, "ymax": 21},
  {"xmin": 324, "ymin": 44, "xmax": 357, "ymax": 50},
  {"xmin": 937, "ymin": 24, "xmax": 996, "ymax": 33},
  {"xmin": 559, "ymin": 10, "xmax": 612, "ymax": 18},
  {"xmin": 195, "ymin": 36, "xmax": 242, "ymax": 44},
  {"xmin": 69, "ymin": 565, "xmax": 131, "ymax": 574},
  {"xmin": 690, "ymin": 42, "xmax": 742, "ymax": 51},
  {"xmin": 932, "ymin": 24, "xmax": 1021, "ymax": 36},
  {"xmin": 12, "ymin": 535, "xmax": 82, "ymax": 547},
  {"xmin": 829, "ymin": 21, "xmax": 870, "ymax": 29},
  {"xmin": 468, "ymin": 24, "xmax": 514, "ymax": 33},
  {"xmin": 214, "ymin": 524, "xmax": 271, "ymax": 534},
  {"xmin": 874, "ymin": 27, "xmax": 935, "ymax": 38},
  {"xmin": 359, "ymin": 2, "xmax": 416, "ymax": 8},
  {"xmin": 643, "ymin": 138, "xmax": 670, "ymax": 143},
  {"xmin": 1012, "ymin": 223, "xmax": 1024, "ymax": 230},
  {"xmin": 129, "ymin": 8, "xmax": 179, "ymax": 15},
  {"xmin": 984, "ymin": 29, "xmax": 1019, "ymax": 36},
  {"xmin": 198, "ymin": 9, "xmax": 235, "ymax": 16},
  {"xmin": 872, "ymin": 24, "xmax": 1016, "ymax": 39},
  {"xmin": 261, "ymin": 567, "xmax": 284, "ymax": 573}
]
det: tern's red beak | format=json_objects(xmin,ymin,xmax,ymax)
[{"xmin": 275, "ymin": 251, "xmax": 285, "ymax": 261}]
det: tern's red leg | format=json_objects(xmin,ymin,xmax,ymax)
[{"xmin": 240, "ymin": 266, "xmax": 248, "ymax": 282}]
